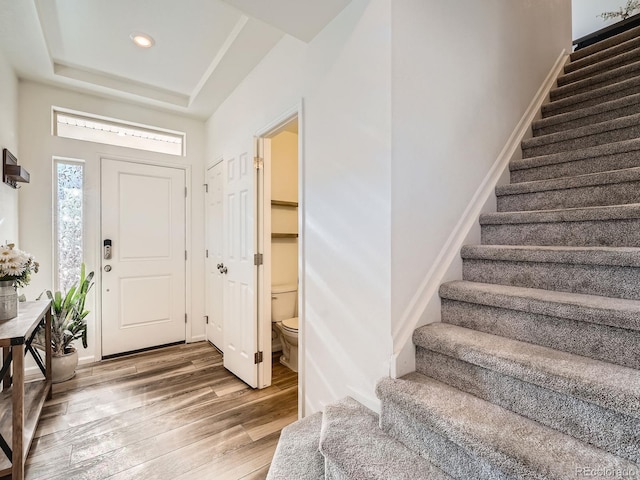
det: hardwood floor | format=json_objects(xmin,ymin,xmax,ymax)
[{"xmin": 21, "ymin": 342, "xmax": 298, "ymax": 480}]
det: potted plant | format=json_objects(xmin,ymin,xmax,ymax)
[
  {"xmin": 0, "ymin": 244, "xmax": 39, "ymax": 321},
  {"xmin": 599, "ymin": 1, "xmax": 640, "ymax": 21},
  {"xmin": 35, "ymin": 264, "xmax": 94, "ymax": 383}
]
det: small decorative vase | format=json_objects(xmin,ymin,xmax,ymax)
[
  {"xmin": 0, "ymin": 280, "xmax": 18, "ymax": 321},
  {"xmin": 52, "ymin": 348, "xmax": 78, "ymax": 383}
]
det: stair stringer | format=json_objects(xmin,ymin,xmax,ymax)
[{"xmin": 390, "ymin": 50, "xmax": 569, "ymax": 378}]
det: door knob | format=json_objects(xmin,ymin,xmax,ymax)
[{"xmin": 221, "ymin": 266, "xmax": 228, "ymax": 274}]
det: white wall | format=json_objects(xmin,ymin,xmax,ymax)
[
  {"xmin": 390, "ymin": 0, "xmax": 572, "ymax": 364},
  {"xmin": 18, "ymin": 81, "xmax": 206, "ymax": 364},
  {"xmin": 207, "ymin": 0, "xmax": 392, "ymax": 413},
  {"xmin": 573, "ymin": 0, "xmax": 633, "ymax": 40},
  {"xmin": 0, "ymin": 48, "xmax": 19, "ymax": 245}
]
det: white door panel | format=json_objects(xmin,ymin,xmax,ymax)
[
  {"xmin": 101, "ymin": 159, "xmax": 186, "ymax": 356},
  {"xmin": 206, "ymin": 162, "xmax": 224, "ymax": 349},
  {"xmin": 223, "ymin": 151, "xmax": 258, "ymax": 387}
]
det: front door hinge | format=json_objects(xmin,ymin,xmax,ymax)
[
  {"xmin": 254, "ymin": 351, "xmax": 264, "ymax": 364},
  {"xmin": 185, "ymin": 313, "xmax": 188, "ymax": 324},
  {"xmin": 203, "ymin": 183, "xmax": 209, "ymax": 193},
  {"xmin": 185, "ymin": 250, "xmax": 188, "ymax": 261},
  {"xmin": 185, "ymin": 187, "xmax": 188, "ymax": 198},
  {"xmin": 204, "ymin": 315, "xmax": 209, "ymax": 325},
  {"xmin": 253, "ymin": 253, "xmax": 263, "ymax": 266},
  {"xmin": 253, "ymin": 157, "xmax": 263, "ymax": 170},
  {"xmin": 206, "ymin": 249, "xmax": 209, "ymax": 258}
]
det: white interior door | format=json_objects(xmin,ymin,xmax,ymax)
[
  {"xmin": 206, "ymin": 161, "xmax": 224, "ymax": 350},
  {"xmin": 101, "ymin": 159, "xmax": 186, "ymax": 356},
  {"xmin": 223, "ymin": 150, "xmax": 259, "ymax": 387}
]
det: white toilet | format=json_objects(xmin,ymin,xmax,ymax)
[{"xmin": 271, "ymin": 284, "xmax": 299, "ymax": 372}]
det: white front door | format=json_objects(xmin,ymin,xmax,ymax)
[
  {"xmin": 101, "ymin": 159, "xmax": 186, "ymax": 356},
  {"xmin": 223, "ymin": 149, "xmax": 259, "ymax": 387},
  {"xmin": 206, "ymin": 161, "xmax": 224, "ymax": 350}
]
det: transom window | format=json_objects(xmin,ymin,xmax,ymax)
[{"xmin": 53, "ymin": 108, "xmax": 185, "ymax": 156}]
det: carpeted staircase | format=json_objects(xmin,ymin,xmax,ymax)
[{"xmin": 267, "ymin": 25, "xmax": 640, "ymax": 480}]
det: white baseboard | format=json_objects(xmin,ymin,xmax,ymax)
[
  {"xmin": 189, "ymin": 334, "xmax": 206, "ymax": 343},
  {"xmin": 390, "ymin": 50, "xmax": 569, "ymax": 378}
]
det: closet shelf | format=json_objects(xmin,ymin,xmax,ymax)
[
  {"xmin": 272, "ymin": 233, "xmax": 298, "ymax": 239},
  {"xmin": 271, "ymin": 200, "xmax": 298, "ymax": 207}
]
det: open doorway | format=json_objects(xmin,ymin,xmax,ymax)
[{"xmin": 257, "ymin": 113, "xmax": 302, "ymax": 413}]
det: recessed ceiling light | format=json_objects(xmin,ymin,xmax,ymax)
[{"xmin": 130, "ymin": 32, "xmax": 155, "ymax": 48}]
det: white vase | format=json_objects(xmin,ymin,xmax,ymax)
[
  {"xmin": 52, "ymin": 348, "xmax": 78, "ymax": 383},
  {"xmin": 0, "ymin": 280, "xmax": 17, "ymax": 321}
]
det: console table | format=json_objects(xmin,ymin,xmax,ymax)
[{"xmin": 0, "ymin": 300, "xmax": 52, "ymax": 479}]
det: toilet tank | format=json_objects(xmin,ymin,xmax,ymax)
[{"xmin": 271, "ymin": 284, "xmax": 297, "ymax": 322}]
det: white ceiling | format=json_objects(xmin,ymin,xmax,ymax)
[{"xmin": 0, "ymin": 0, "xmax": 351, "ymax": 119}]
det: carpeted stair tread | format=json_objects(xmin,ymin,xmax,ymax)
[
  {"xmin": 440, "ymin": 284, "xmax": 640, "ymax": 370},
  {"xmin": 550, "ymin": 58, "xmax": 640, "ymax": 101},
  {"xmin": 521, "ymin": 112, "xmax": 640, "ymax": 158},
  {"xmin": 439, "ymin": 280, "xmax": 640, "ymax": 332},
  {"xmin": 376, "ymin": 374, "xmax": 639, "ymax": 480},
  {"xmin": 558, "ymin": 45, "xmax": 640, "ymax": 87},
  {"xmin": 532, "ymin": 92, "xmax": 640, "ymax": 136},
  {"xmin": 509, "ymin": 137, "xmax": 640, "ymax": 182},
  {"xmin": 566, "ymin": 34, "xmax": 640, "ymax": 73},
  {"xmin": 412, "ymin": 323, "xmax": 640, "ymax": 419},
  {"xmin": 570, "ymin": 24, "xmax": 640, "ymax": 62},
  {"xmin": 318, "ymin": 397, "xmax": 451, "ymax": 480},
  {"xmin": 481, "ymin": 203, "xmax": 640, "ymax": 224},
  {"xmin": 266, "ymin": 412, "xmax": 325, "ymax": 480},
  {"xmin": 542, "ymin": 75, "xmax": 640, "ymax": 117},
  {"xmin": 462, "ymin": 243, "xmax": 640, "ymax": 266},
  {"xmin": 498, "ymin": 167, "xmax": 640, "ymax": 196}
]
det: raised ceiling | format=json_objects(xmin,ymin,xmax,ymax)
[{"xmin": 0, "ymin": 0, "xmax": 351, "ymax": 119}]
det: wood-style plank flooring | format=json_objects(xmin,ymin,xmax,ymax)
[{"xmin": 21, "ymin": 342, "xmax": 297, "ymax": 480}]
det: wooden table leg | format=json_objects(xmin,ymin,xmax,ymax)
[
  {"xmin": 2, "ymin": 347, "xmax": 10, "ymax": 390},
  {"xmin": 12, "ymin": 344, "xmax": 24, "ymax": 479}
]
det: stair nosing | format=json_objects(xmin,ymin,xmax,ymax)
[
  {"xmin": 510, "ymin": 138, "xmax": 640, "ymax": 173},
  {"xmin": 440, "ymin": 280, "xmax": 640, "ymax": 332},
  {"xmin": 480, "ymin": 203, "xmax": 640, "ymax": 225},
  {"xmin": 412, "ymin": 323, "xmax": 640, "ymax": 419},
  {"xmin": 461, "ymin": 244, "xmax": 640, "ymax": 267},
  {"xmin": 498, "ymin": 167, "xmax": 640, "ymax": 196}
]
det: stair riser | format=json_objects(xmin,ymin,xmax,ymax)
[
  {"xmin": 379, "ymin": 403, "xmax": 513, "ymax": 480},
  {"xmin": 550, "ymin": 67, "xmax": 640, "ymax": 102},
  {"xmin": 533, "ymin": 102, "xmax": 640, "ymax": 136},
  {"xmin": 462, "ymin": 259, "xmax": 640, "ymax": 300},
  {"xmin": 522, "ymin": 124, "xmax": 640, "ymax": 158},
  {"xmin": 558, "ymin": 51, "xmax": 640, "ymax": 87},
  {"xmin": 497, "ymin": 181, "xmax": 640, "ymax": 211},
  {"xmin": 441, "ymin": 299, "xmax": 640, "ymax": 369},
  {"xmin": 566, "ymin": 37, "xmax": 640, "ymax": 73},
  {"xmin": 510, "ymin": 150, "xmax": 640, "ymax": 183},
  {"xmin": 481, "ymin": 219, "xmax": 640, "ymax": 248},
  {"xmin": 542, "ymin": 81, "xmax": 640, "ymax": 117},
  {"xmin": 415, "ymin": 348, "xmax": 640, "ymax": 464}
]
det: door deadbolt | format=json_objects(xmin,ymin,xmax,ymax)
[{"xmin": 104, "ymin": 265, "xmax": 112, "ymax": 272}]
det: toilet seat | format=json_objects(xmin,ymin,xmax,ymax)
[{"xmin": 281, "ymin": 317, "xmax": 298, "ymax": 332}]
